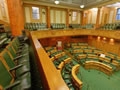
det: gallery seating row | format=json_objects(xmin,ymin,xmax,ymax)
[
  {"xmin": 24, "ymin": 22, "xmax": 95, "ymax": 31},
  {"xmin": 24, "ymin": 23, "xmax": 47, "ymax": 30},
  {"xmin": 69, "ymin": 24, "xmax": 81, "ymax": 29},
  {"xmin": 99, "ymin": 23, "xmax": 120, "ymax": 30},
  {"xmin": 69, "ymin": 24, "xmax": 94, "ymax": 29},
  {"xmin": 0, "ymin": 37, "xmax": 31, "ymax": 90},
  {"xmin": 82, "ymin": 24, "xmax": 94, "ymax": 29},
  {"xmin": 51, "ymin": 23, "xmax": 66, "ymax": 29}
]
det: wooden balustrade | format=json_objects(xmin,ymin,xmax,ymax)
[{"xmin": 29, "ymin": 31, "xmax": 69, "ymax": 90}]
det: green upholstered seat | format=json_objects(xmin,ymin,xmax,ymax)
[
  {"xmin": 63, "ymin": 74, "xmax": 71, "ymax": 79},
  {"xmin": 11, "ymin": 39, "xmax": 28, "ymax": 55},
  {"xmin": 65, "ymin": 65, "xmax": 72, "ymax": 72},
  {"xmin": 69, "ymin": 85, "xmax": 75, "ymax": 90},
  {"xmin": 0, "ymin": 60, "xmax": 13, "ymax": 88},
  {"xmin": 53, "ymin": 60, "xmax": 60, "ymax": 67},
  {"xmin": 64, "ymin": 79, "xmax": 72, "ymax": 85},
  {"xmin": 10, "ymin": 72, "xmax": 31, "ymax": 90},
  {"xmin": 0, "ymin": 59, "xmax": 31, "ymax": 90},
  {"xmin": 6, "ymin": 45, "xmax": 29, "ymax": 64},
  {"xmin": 1, "ymin": 50, "xmax": 30, "ymax": 77}
]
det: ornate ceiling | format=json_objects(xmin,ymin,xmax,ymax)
[{"xmin": 23, "ymin": 0, "xmax": 120, "ymax": 9}]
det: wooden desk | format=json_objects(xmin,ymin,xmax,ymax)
[
  {"xmin": 72, "ymin": 64, "xmax": 83, "ymax": 90},
  {"xmin": 84, "ymin": 49, "xmax": 92, "ymax": 53},
  {"xmin": 63, "ymin": 57, "xmax": 71, "ymax": 64},
  {"xmin": 77, "ymin": 54, "xmax": 86, "ymax": 60},
  {"xmin": 58, "ymin": 62, "xmax": 64, "ymax": 72},
  {"xmin": 87, "ymin": 54, "xmax": 98, "ymax": 59},
  {"xmin": 98, "ymin": 57, "xmax": 111, "ymax": 63},
  {"xmin": 72, "ymin": 49, "xmax": 83, "ymax": 54},
  {"xmin": 85, "ymin": 61, "xmax": 113, "ymax": 75}
]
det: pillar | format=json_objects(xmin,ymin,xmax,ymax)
[
  {"xmin": 95, "ymin": 7, "xmax": 101, "ymax": 29},
  {"xmin": 47, "ymin": 6, "xmax": 50, "ymax": 28},
  {"xmin": 66, "ymin": 9, "xmax": 69, "ymax": 28},
  {"xmin": 7, "ymin": 0, "xmax": 24, "ymax": 36}
]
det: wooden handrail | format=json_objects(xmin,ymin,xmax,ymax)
[
  {"xmin": 29, "ymin": 31, "xmax": 69, "ymax": 90},
  {"xmin": 29, "ymin": 29, "xmax": 120, "ymax": 40}
]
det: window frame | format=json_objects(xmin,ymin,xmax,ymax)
[
  {"xmin": 116, "ymin": 8, "xmax": 120, "ymax": 20},
  {"xmin": 72, "ymin": 11, "xmax": 77, "ymax": 21},
  {"xmin": 31, "ymin": 6, "xmax": 41, "ymax": 22}
]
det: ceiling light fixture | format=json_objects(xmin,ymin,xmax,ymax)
[
  {"xmin": 80, "ymin": 0, "xmax": 84, "ymax": 8},
  {"xmin": 80, "ymin": 5, "xmax": 84, "ymax": 8},
  {"xmin": 55, "ymin": 0, "xmax": 59, "ymax": 5}
]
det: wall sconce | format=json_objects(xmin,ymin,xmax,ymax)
[
  {"xmin": 110, "ymin": 38, "xmax": 114, "ymax": 42},
  {"xmin": 103, "ymin": 37, "xmax": 106, "ymax": 40},
  {"xmin": 97, "ymin": 36, "xmax": 101, "ymax": 42},
  {"xmin": 97, "ymin": 36, "xmax": 101, "ymax": 40},
  {"xmin": 102, "ymin": 37, "xmax": 107, "ymax": 43},
  {"xmin": 109, "ymin": 38, "xmax": 114, "ymax": 45}
]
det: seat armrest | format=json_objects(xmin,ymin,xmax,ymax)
[
  {"xmin": 16, "ymin": 50, "xmax": 22, "ymax": 54},
  {"xmin": 16, "ymin": 49, "xmax": 28, "ymax": 55},
  {"xmin": 9, "ymin": 64, "xmax": 23, "ymax": 71},
  {"xmin": 13, "ymin": 53, "xmax": 28, "ymax": 61},
  {"xmin": 19, "ymin": 43, "xmax": 25, "ymax": 46},
  {"xmin": 4, "ymin": 81, "xmax": 20, "ymax": 90},
  {"xmin": 17, "ymin": 46, "xmax": 23, "ymax": 49}
]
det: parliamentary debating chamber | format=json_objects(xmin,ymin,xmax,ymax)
[{"xmin": 1, "ymin": 0, "xmax": 120, "ymax": 90}]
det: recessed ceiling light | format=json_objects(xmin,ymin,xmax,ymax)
[
  {"xmin": 55, "ymin": 0, "xmax": 59, "ymax": 4},
  {"xmin": 80, "ymin": 5, "xmax": 84, "ymax": 8}
]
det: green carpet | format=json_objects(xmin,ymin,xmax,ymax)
[{"xmin": 77, "ymin": 66, "xmax": 120, "ymax": 90}]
